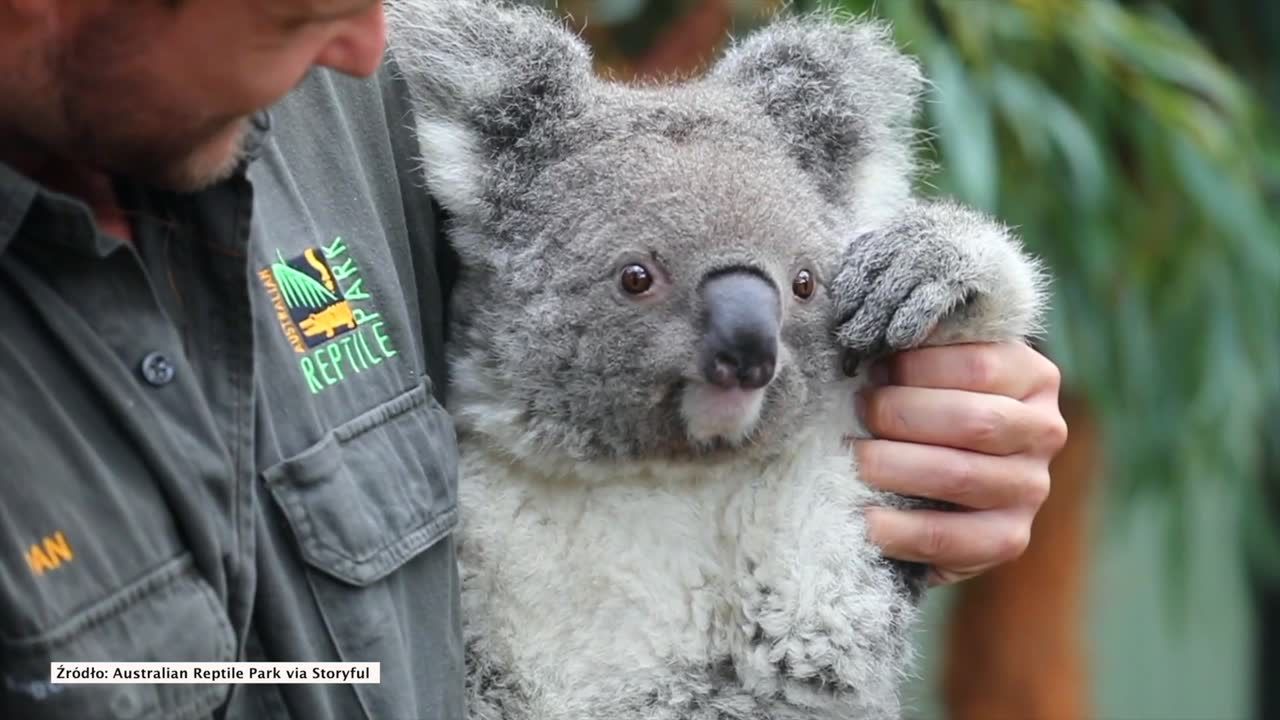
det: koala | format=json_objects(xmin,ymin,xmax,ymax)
[{"xmin": 387, "ymin": 1, "xmax": 1046, "ymax": 718}]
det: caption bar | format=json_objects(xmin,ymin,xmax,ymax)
[{"xmin": 52, "ymin": 662, "xmax": 380, "ymax": 684}]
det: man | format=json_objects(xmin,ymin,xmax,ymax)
[{"xmin": 0, "ymin": 1, "xmax": 1066, "ymax": 718}]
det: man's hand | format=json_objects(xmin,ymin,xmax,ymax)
[{"xmin": 854, "ymin": 342, "xmax": 1067, "ymax": 586}]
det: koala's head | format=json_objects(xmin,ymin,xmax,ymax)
[{"xmin": 389, "ymin": 0, "xmax": 922, "ymax": 465}]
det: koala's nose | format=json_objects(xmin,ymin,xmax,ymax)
[{"xmin": 700, "ymin": 271, "xmax": 780, "ymax": 391}]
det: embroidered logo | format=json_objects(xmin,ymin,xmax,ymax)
[{"xmin": 258, "ymin": 237, "xmax": 398, "ymax": 394}]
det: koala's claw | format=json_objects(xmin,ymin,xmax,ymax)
[
  {"xmin": 886, "ymin": 282, "xmax": 979, "ymax": 349},
  {"xmin": 740, "ymin": 575, "xmax": 864, "ymax": 695},
  {"xmin": 764, "ymin": 641, "xmax": 846, "ymax": 693}
]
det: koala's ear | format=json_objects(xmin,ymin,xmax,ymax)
[
  {"xmin": 388, "ymin": 0, "xmax": 594, "ymax": 223},
  {"xmin": 709, "ymin": 12, "xmax": 923, "ymax": 207}
]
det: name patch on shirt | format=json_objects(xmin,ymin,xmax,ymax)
[
  {"xmin": 258, "ymin": 237, "xmax": 398, "ymax": 393},
  {"xmin": 26, "ymin": 531, "xmax": 74, "ymax": 576}
]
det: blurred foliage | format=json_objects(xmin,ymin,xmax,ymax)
[
  {"xmin": 1174, "ymin": 0, "xmax": 1280, "ymax": 588},
  {"xmin": 561, "ymin": 0, "xmax": 1280, "ymax": 573}
]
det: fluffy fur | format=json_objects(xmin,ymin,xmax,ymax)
[{"xmin": 388, "ymin": 2, "xmax": 1047, "ymax": 718}]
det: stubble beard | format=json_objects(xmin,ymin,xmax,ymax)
[{"xmin": 52, "ymin": 7, "xmax": 253, "ymax": 193}]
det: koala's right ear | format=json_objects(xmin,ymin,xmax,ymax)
[
  {"xmin": 388, "ymin": 0, "xmax": 594, "ymax": 224},
  {"xmin": 709, "ymin": 12, "xmax": 923, "ymax": 209}
]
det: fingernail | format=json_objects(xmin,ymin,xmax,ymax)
[
  {"xmin": 854, "ymin": 391, "xmax": 867, "ymax": 424},
  {"xmin": 863, "ymin": 507, "xmax": 887, "ymax": 545},
  {"xmin": 841, "ymin": 350, "xmax": 859, "ymax": 377}
]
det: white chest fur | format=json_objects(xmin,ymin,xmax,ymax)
[{"xmin": 454, "ymin": 387, "xmax": 917, "ymax": 719}]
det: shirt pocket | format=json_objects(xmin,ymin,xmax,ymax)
[
  {"xmin": 264, "ymin": 382, "xmax": 459, "ymax": 586},
  {"xmin": 0, "ymin": 554, "xmax": 235, "ymax": 720},
  {"xmin": 262, "ymin": 381, "xmax": 460, "ymax": 716}
]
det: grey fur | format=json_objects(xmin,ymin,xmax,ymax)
[
  {"xmin": 833, "ymin": 199, "xmax": 1048, "ymax": 358},
  {"xmin": 387, "ymin": 1, "xmax": 1047, "ymax": 718}
]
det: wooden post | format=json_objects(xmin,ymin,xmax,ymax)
[{"xmin": 942, "ymin": 396, "xmax": 1096, "ymax": 720}]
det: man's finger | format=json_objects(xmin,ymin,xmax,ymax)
[
  {"xmin": 854, "ymin": 439, "xmax": 1050, "ymax": 510},
  {"xmin": 884, "ymin": 342, "xmax": 1059, "ymax": 400},
  {"xmin": 864, "ymin": 507, "xmax": 1031, "ymax": 569},
  {"xmin": 861, "ymin": 385, "xmax": 1044, "ymax": 456}
]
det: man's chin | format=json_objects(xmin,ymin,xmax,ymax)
[
  {"xmin": 167, "ymin": 119, "xmax": 252, "ymax": 192},
  {"xmin": 132, "ymin": 117, "xmax": 252, "ymax": 193}
]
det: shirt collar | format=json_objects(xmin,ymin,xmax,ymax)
[
  {"xmin": 0, "ymin": 161, "xmax": 39, "ymax": 258},
  {"xmin": 0, "ymin": 110, "xmax": 271, "ymax": 260},
  {"xmin": 241, "ymin": 110, "xmax": 273, "ymax": 167},
  {"xmin": 0, "ymin": 162, "xmax": 124, "ymax": 260}
]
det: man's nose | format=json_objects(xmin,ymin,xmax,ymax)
[{"xmin": 315, "ymin": 4, "xmax": 387, "ymax": 79}]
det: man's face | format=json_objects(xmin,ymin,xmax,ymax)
[{"xmin": 30, "ymin": 0, "xmax": 385, "ymax": 191}]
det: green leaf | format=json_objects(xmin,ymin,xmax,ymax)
[{"xmin": 923, "ymin": 43, "xmax": 999, "ymax": 210}]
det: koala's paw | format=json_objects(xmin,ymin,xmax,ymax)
[
  {"xmin": 744, "ymin": 581, "xmax": 845, "ymax": 691},
  {"xmin": 737, "ymin": 561, "xmax": 914, "ymax": 711},
  {"xmin": 832, "ymin": 200, "xmax": 1047, "ymax": 359}
]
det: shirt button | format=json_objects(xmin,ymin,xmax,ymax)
[{"xmin": 139, "ymin": 351, "xmax": 176, "ymax": 387}]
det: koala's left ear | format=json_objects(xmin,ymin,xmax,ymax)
[
  {"xmin": 709, "ymin": 12, "xmax": 923, "ymax": 207},
  {"xmin": 388, "ymin": 0, "xmax": 595, "ymax": 225}
]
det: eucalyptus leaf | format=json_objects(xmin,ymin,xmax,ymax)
[{"xmin": 922, "ymin": 43, "xmax": 999, "ymax": 211}]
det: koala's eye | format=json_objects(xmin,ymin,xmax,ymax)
[
  {"xmin": 792, "ymin": 269, "xmax": 816, "ymax": 300},
  {"xmin": 620, "ymin": 264, "xmax": 654, "ymax": 295}
]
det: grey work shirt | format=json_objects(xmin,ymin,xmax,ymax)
[{"xmin": 0, "ymin": 61, "xmax": 464, "ymax": 720}]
